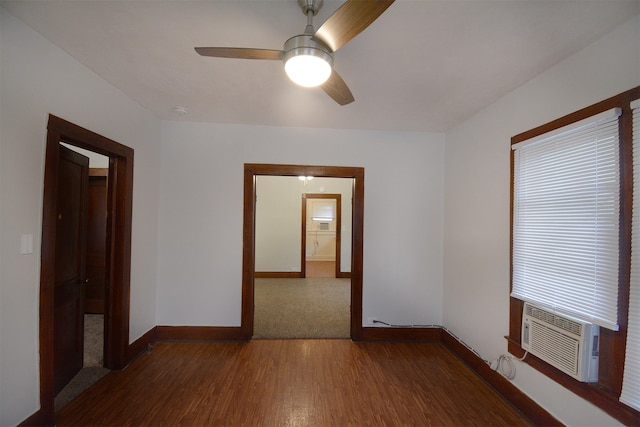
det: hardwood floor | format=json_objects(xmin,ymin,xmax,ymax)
[
  {"xmin": 305, "ymin": 261, "xmax": 335, "ymax": 277},
  {"xmin": 56, "ymin": 340, "xmax": 532, "ymax": 426}
]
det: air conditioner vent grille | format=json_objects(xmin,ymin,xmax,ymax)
[
  {"xmin": 522, "ymin": 302, "xmax": 599, "ymax": 382},
  {"xmin": 529, "ymin": 320, "xmax": 579, "ymax": 375},
  {"xmin": 525, "ymin": 304, "xmax": 582, "ymax": 336}
]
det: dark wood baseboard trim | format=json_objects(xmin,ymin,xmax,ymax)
[
  {"xmin": 255, "ymin": 271, "xmax": 351, "ymax": 279},
  {"xmin": 360, "ymin": 326, "xmax": 442, "ymax": 342},
  {"xmin": 18, "ymin": 408, "xmax": 49, "ymax": 427},
  {"xmin": 255, "ymin": 271, "xmax": 303, "ymax": 278},
  {"xmin": 442, "ymin": 330, "xmax": 561, "ymax": 426},
  {"xmin": 127, "ymin": 326, "xmax": 157, "ymax": 363},
  {"xmin": 156, "ymin": 326, "xmax": 246, "ymax": 341}
]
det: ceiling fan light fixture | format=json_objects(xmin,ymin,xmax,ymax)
[
  {"xmin": 283, "ymin": 35, "xmax": 333, "ymax": 87},
  {"xmin": 285, "ymin": 54, "xmax": 332, "ymax": 87}
]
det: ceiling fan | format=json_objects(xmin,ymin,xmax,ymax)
[{"xmin": 195, "ymin": 0, "xmax": 395, "ymax": 106}]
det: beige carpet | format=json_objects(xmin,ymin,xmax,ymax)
[
  {"xmin": 254, "ymin": 277, "xmax": 351, "ymax": 339},
  {"xmin": 83, "ymin": 314, "xmax": 104, "ymax": 367}
]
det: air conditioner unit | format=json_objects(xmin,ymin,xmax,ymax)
[{"xmin": 521, "ymin": 302, "xmax": 599, "ymax": 382}]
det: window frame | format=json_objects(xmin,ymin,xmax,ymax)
[{"xmin": 508, "ymin": 87, "xmax": 640, "ymax": 425}]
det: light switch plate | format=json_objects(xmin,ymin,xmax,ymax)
[{"xmin": 20, "ymin": 234, "xmax": 33, "ymax": 254}]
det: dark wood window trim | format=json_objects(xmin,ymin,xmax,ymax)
[{"xmin": 508, "ymin": 87, "xmax": 640, "ymax": 425}]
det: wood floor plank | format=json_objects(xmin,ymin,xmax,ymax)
[
  {"xmin": 56, "ymin": 340, "xmax": 532, "ymax": 426},
  {"xmin": 305, "ymin": 261, "xmax": 336, "ymax": 277}
]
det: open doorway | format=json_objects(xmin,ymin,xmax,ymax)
[
  {"xmin": 302, "ymin": 194, "xmax": 341, "ymax": 278},
  {"xmin": 39, "ymin": 115, "xmax": 133, "ymax": 423},
  {"xmin": 241, "ymin": 164, "xmax": 365, "ymax": 341},
  {"xmin": 52, "ymin": 144, "xmax": 109, "ymax": 410},
  {"xmin": 253, "ymin": 179, "xmax": 350, "ymax": 338}
]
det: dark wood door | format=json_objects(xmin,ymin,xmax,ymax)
[
  {"xmin": 54, "ymin": 144, "xmax": 89, "ymax": 395},
  {"xmin": 85, "ymin": 170, "xmax": 108, "ymax": 314}
]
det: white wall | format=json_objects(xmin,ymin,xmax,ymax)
[
  {"xmin": 157, "ymin": 121, "xmax": 445, "ymax": 327},
  {"xmin": 443, "ymin": 15, "xmax": 640, "ymax": 426},
  {"xmin": 5, "ymin": 3, "xmax": 634, "ymax": 425},
  {"xmin": 0, "ymin": 9, "xmax": 162, "ymax": 426},
  {"xmin": 256, "ymin": 176, "xmax": 304, "ymax": 271},
  {"xmin": 255, "ymin": 176, "xmax": 353, "ymax": 272}
]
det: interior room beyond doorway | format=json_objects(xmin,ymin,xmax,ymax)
[
  {"xmin": 253, "ymin": 175, "xmax": 354, "ymax": 339},
  {"xmin": 255, "ymin": 176, "xmax": 352, "ymax": 278}
]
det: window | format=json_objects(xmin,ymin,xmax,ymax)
[
  {"xmin": 512, "ymin": 108, "xmax": 621, "ymax": 330},
  {"xmin": 508, "ymin": 87, "xmax": 640, "ymax": 425},
  {"xmin": 620, "ymin": 99, "xmax": 640, "ymax": 412}
]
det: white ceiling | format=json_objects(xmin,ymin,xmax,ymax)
[{"xmin": 2, "ymin": 0, "xmax": 638, "ymax": 132}]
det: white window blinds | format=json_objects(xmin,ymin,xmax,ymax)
[
  {"xmin": 511, "ymin": 108, "xmax": 622, "ymax": 331},
  {"xmin": 621, "ymin": 99, "xmax": 640, "ymax": 411}
]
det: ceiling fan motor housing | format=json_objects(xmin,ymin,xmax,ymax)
[{"xmin": 282, "ymin": 34, "xmax": 334, "ymax": 67}]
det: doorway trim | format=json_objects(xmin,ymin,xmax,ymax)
[
  {"xmin": 301, "ymin": 193, "xmax": 343, "ymax": 278},
  {"xmin": 39, "ymin": 115, "xmax": 133, "ymax": 422},
  {"xmin": 242, "ymin": 164, "xmax": 364, "ymax": 340}
]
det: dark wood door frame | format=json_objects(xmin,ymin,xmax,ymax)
[
  {"xmin": 242, "ymin": 164, "xmax": 364, "ymax": 341},
  {"xmin": 39, "ymin": 115, "xmax": 133, "ymax": 423},
  {"xmin": 301, "ymin": 193, "xmax": 342, "ymax": 278}
]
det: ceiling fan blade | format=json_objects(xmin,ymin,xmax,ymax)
[
  {"xmin": 314, "ymin": 0, "xmax": 395, "ymax": 52},
  {"xmin": 195, "ymin": 47, "xmax": 283, "ymax": 60},
  {"xmin": 322, "ymin": 71, "xmax": 354, "ymax": 106}
]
